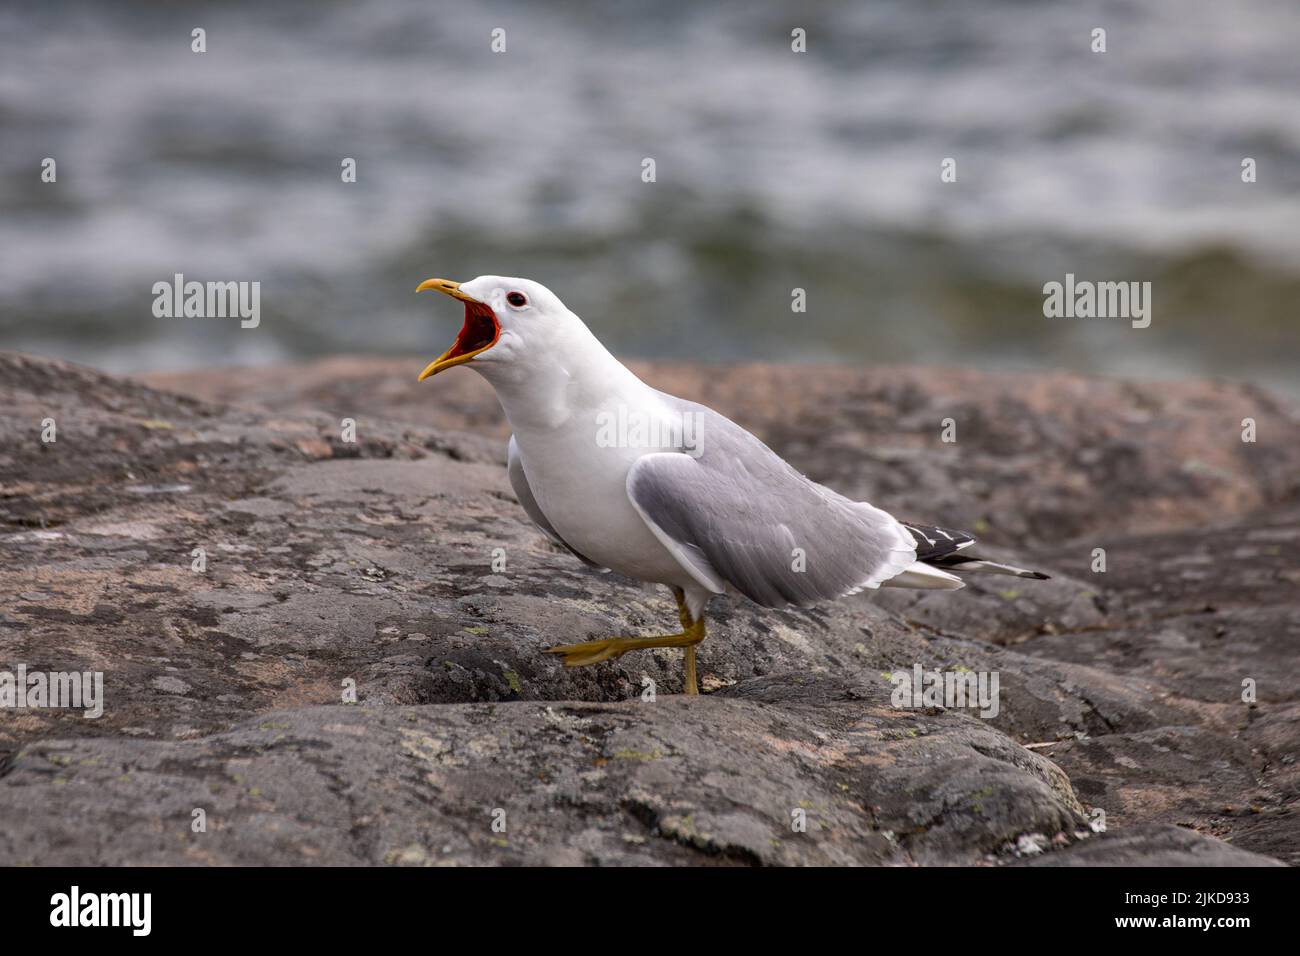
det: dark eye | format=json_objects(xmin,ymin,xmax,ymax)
[{"xmin": 506, "ymin": 291, "xmax": 527, "ymax": 308}]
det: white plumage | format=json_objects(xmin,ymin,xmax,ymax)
[{"xmin": 416, "ymin": 275, "xmax": 1047, "ymax": 692}]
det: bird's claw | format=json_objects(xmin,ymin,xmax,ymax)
[
  {"xmin": 544, "ymin": 637, "xmax": 630, "ymax": 668},
  {"xmin": 545, "ymin": 626, "xmax": 704, "ymax": 669}
]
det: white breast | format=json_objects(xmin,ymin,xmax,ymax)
[{"xmin": 510, "ymin": 401, "xmax": 690, "ymax": 586}]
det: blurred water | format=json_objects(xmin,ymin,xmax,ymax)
[{"xmin": 1, "ymin": 0, "xmax": 1298, "ymax": 393}]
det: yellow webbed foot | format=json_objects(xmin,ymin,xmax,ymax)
[
  {"xmin": 545, "ymin": 590, "xmax": 707, "ymax": 694},
  {"xmin": 545, "ymin": 622, "xmax": 703, "ymax": 668},
  {"xmin": 546, "ymin": 613, "xmax": 707, "ymax": 681}
]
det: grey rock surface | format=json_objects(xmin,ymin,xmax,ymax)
[{"xmin": 1, "ymin": 352, "xmax": 1295, "ymax": 865}]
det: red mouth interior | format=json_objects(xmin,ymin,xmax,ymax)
[{"xmin": 445, "ymin": 300, "xmax": 500, "ymax": 359}]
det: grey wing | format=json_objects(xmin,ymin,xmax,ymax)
[
  {"xmin": 507, "ymin": 435, "xmax": 603, "ymax": 568},
  {"xmin": 625, "ymin": 402, "xmax": 916, "ymax": 607}
]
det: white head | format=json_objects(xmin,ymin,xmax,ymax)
[{"xmin": 414, "ymin": 275, "xmax": 592, "ymax": 385}]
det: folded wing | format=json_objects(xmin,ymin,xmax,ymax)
[{"xmin": 625, "ymin": 402, "xmax": 917, "ymax": 607}]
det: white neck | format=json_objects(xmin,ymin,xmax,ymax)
[{"xmin": 474, "ymin": 318, "xmax": 648, "ymax": 433}]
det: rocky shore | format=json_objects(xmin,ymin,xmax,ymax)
[{"xmin": 0, "ymin": 351, "xmax": 1295, "ymax": 865}]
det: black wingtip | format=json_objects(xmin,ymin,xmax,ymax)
[{"xmin": 1028, "ymin": 571, "xmax": 1051, "ymax": 580}]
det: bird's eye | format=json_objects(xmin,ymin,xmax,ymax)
[{"xmin": 506, "ymin": 291, "xmax": 527, "ymax": 308}]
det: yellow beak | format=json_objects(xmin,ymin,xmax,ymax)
[
  {"xmin": 415, "ymin": 277, "xmax": 477, "ymax": 302},
  {"xmin": 414, "ymin": 278, "xmax": 500, "ymax": 380}
]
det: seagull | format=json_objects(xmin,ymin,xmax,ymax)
[{"xmin": 416, "ymin": 276, "xmax": 1049, "ymax": 695}]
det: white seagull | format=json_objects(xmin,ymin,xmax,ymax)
[{"xmin": 416, "ymin": 276, "xmax": 1048, "ymax": 695}]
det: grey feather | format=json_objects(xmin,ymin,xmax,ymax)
[
  {"xmin": 926, "ymin": 554, "xmax": 1049, "ymax": 579},
  {"xmin": 625, "ymin": 397, "xmax": 916, "ymax": 607},
  {"xmin": 507, "ymin": 435, "xmax": 603, "ymax": 568}
]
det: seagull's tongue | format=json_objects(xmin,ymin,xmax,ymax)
[{"xmin": 447, "ymin": 300, "xmax": 500, "ymax": 358}]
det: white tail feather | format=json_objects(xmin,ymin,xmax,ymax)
[{"xmin": 881, "ymin": 561, "xmax": 965, "ymax": 590}]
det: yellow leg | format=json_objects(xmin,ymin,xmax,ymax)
[
  {"xmin": 673, "ymin": 587, "xmax": 693, "ymax": 629},
  {"xmin": 676, "ymin": 587, "xmax": 699, "ymax": 696},
  {"xmin": 545, "ymin": 587, "xmax": 707, "ymax": 694}
]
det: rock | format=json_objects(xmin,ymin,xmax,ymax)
[
  {"xmin": 1, "ymin": 351, "xmax": 1296, "ymax": 865},
  {"xmin": 1021, "ymin": 824, "xmax": 1284, "ymax": 867},
  {"xmin": 0, "ymin": 675, "xmax": 1089, "ymax": 866}
]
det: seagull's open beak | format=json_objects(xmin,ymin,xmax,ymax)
[{"xmin": 415, "ymin": 278, "xmax": 501, "ymax": 380}]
